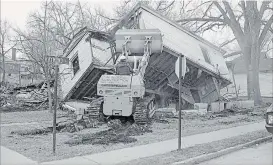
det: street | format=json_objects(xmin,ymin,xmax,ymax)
[{"xmin": 199, "ymin": 142, "xmax": 273, "ymax": 165}]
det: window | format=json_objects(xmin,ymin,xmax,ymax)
[
  {"xmin": 200, "ymin": 45, "xmax": 211, "ymax": 64},
  {"xmin": 72, "ymin": 54, "xmax": 80, "ymax": 75}
]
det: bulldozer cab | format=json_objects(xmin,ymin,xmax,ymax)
[{"xmin": 115, "ymin": 59, "xmax": 134, "ymax": 75}]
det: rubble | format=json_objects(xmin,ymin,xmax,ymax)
[
  {"xmin": 11, "ymin": 128, "xmax": 51, "ymax": 136},
  {"xmin": 0, "ymin": 82, "xmax": 54, "ymax": 112},
  {"xmin": 65, "ymin": 119, "xmax": 152, "ymax": 146},
  {"xmin": 153, "ymin": 108, "xmax": 177, "ymax": 119},
  {"xmin": 10, "ymin": 115, "xmax": 101, "ymax": 135}
]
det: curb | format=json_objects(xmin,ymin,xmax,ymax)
[{"xmin": 172, "ymin": 136, "xmax": 272, "ymax": 165}]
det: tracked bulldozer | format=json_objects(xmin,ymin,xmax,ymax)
[{"xmin": 93, "ymin": 29, "xmax": 163, "ymax": 124}]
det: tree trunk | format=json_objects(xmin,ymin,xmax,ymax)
[
  {"xmin": 247, "ymin": 64, "xmax": 253, "ymax": 99},
  {"xmin": 2, "ymin": 53, "xmax": 5, "ymax": 83},
  {"xmin": 250, "ymin": 43, "xmax": 262, "ymax": 105},
  {"xmin": 242, "ymin": 45, "xmax": 252, "ymax": 99},
  {"xmin": 242, "ymin": 42, "xmax": 262, "ymax": 105},
  {"xmin": 251, "ymin": 61, "xmax": 262, "ymax": 105},
  {"xmin": 47, "ymin": 78, "xmax": 53, "ymax": 113}
]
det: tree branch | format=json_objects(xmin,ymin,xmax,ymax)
[
  {"xmin": 259, "ymin": 1, "xmax": 271, "ymax": 19},
  {"xmin": 222, "ymin": 1, "xmax": 244, "ymax": 37},
  {"xmin": 259, "ymin": 15, "xmax": 273, "ymax": 46},
  {"xmin": 158, "ymin": 0, "xmax": 175, "ymax": 11},
  {"xmin": 213, "ymin": 2, "xmax": 231, "ymax": 24},
  {"xmin": 220, "ymin": 38, "xmax": 236, "ymax": 48},
  {"xmin": 177, "ymin": 17, "xmax": 225, "ymax": 23},
  {"xmin": 223, "ymin": 51, "xmax": 242, "ymax": 58}
]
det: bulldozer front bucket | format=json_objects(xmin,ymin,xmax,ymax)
[{"xmin": 115, "ymin": 29, "xmax": 163, "ymax": 54}]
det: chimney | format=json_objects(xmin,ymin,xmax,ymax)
[{"xmin": 12, "ymin": 48, "xmax": 16, "ymax": 61}]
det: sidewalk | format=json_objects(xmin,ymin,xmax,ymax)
[
  {"xmin": 40, "ymin": 121, "xmax": 265, "ymax": 165},
  {"xmin": 1, "ymin": 146, "xmax": 37, "ymax": 165}
]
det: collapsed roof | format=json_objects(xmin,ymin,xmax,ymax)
[{"xmin": 61, "ymin": 4, "xmax": 232, "ymax": 105}]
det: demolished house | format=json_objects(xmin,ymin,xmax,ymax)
[
  {"xmin": 59, "ymin": 3, "xmax": 232, "ymax": 111},
  {"xmin": 58, "ymin": 28, "xmax": 115, "ymax": 110}
]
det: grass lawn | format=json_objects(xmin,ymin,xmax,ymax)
[
  {"xmin": 0, "ymin": 110, "xmax": 67, "ymax": 124},
  {"xmin": 0, "ymin": 105, "xmax": 268, "ymax": 162}
]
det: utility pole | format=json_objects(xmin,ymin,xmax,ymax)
[
  {"xmin": 47, "ymin": 55, "xmax": 68, "ymax": 154},
  {"xmin": 178, "ymin": 54, "xmax": 182, "ymax": 150}
]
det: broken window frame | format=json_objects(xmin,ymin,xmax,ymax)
[
  {"xmin": 71, "ymin": 53, "xmax": 80, "ymax": 76},
  {"xmin": 199, "ymin": 45, "xmax": 211, "ymax": 64}
]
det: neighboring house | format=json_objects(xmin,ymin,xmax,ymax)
[
  {"xmin": 226, "ymin": 52, "xmax": 273, "ymax": 74},
  {"xmin": 222, "ymin": 52, "xmax": 273, "ymax": 98},
  {"xmin": 60, "ymin": 3, "xmax": 232, "ymax": 107},
  {"xmin": 16, "ymin": 58, "xmax": 44, "ymax": 86},
  {"xmin": 0, "ymin": 54, "xmax": 19, "ymax": 86},
  {"xmin": 0, "ymin": 49, "xmax": 43, "ymax": 87}
]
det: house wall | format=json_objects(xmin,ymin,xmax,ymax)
[
  {"xmin": 90, "ymin": 38, "xmax": 113, "ymax": 65},
  {"xmin": 139, "ymin": 10, "xmax": 231, "ymax": 81},
  {"xmin": 59, "ymin": 33, "xmax": 113, "ymax": 100},
  {"xmin": 197, "ymin": 76, "xmax": 219, "ymax": 103},
  {"xmin": 59, "ymin": 33, "xmax": 93, "ymax": 100},
  {"xmin": 229, "ymin": 56, "xmax": 273, "ymax": 74}
]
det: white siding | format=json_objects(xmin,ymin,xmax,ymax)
[
  {"xmin": 59, "ymin": 34, "xmax": 93, "ymax": 100},
  {"xmin": 90, "ymin": 39, "xmax": 113, "ymax": 65},
  {"xmin": 139, "ymin": 10, "xmax": 231, "ymax": 81}
]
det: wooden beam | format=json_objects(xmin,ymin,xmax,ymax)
[
  {"xmin": 86, "ymin": 87, "xmax": 97, "ymax": 98},
  {"xmin": 212, "ymin": 77, "xmax": 221, "ymax": 98},
  {"xmin": 163, "ymin": 47, "xmax": 231, "ymax": 86},
  {"xmin": 145, "ymin": 89, "xmax": 173, "ymax": 97},
  {"xmin": 73, "ymin": 69, "xmax": 102, "ymax": 99},
  {"xmin": 153, "ymin": 64, "xmax": 175, "ymax": 90},
  {"xmin": 64, "ymin": 64, "xmax": 95, "ymax": 100},
  {"xmin": 172, "ymin": 83, "xmax": 195, "ymax": 104},
  {"xmin": 80, "ymin": 72, "xmax": 103, "ymax": 99}
]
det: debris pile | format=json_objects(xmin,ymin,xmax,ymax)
[
  {"xmin": 15, "ymin": 85, "xmax": 50, "ymax": 109},
  {"xmin": 10, "ymin": 112, "xmax": 101, "ymax": 136},
  {"xmin": 65, "ymin": 119, "xmax": 153, "ymax": 145},
  {"xmin": 57, "ymin": 116, "xmax": 101, "ymax": 133},
  {"xmin": 11, "ymin": 128, "xmax": 52, "ymax": 136},
  {"xmin": 0, "ymin": 84, "xmax": 14, "ymax": 108},
  {"xmin": 0, "ymin": 82, "xmax": 55, "ymax": 112}
]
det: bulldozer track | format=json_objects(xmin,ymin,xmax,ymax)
[
  {"xmin": 133, "ymin": 95, "xmax": 156, "ymax": 125},
  {"xmin": 86, "ymin": 96, "xmax": 156, "ymax": 125},
  {"xmin": 86, "ymin": 97, "xmax": 104, "ymax": 121}
]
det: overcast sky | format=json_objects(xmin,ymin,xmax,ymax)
[
  {"xmin": 1, "ymin": 0, "xmax": 243, "ymax": 58},
  {"xmin": 1, "ymin": 0, "xmax": 117, "ymax": 30},
  {"xmin": 2, "ymin": 0, "xmax": 231, "ymax": 42}
]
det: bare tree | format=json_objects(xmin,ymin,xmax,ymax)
[
  {"xmin": 92, "ymin": 0, "xmax": 179, "ymax": 32},
  {"xmin": 16, "ymin": 1, "xmax": 59, "ymax": 112},
  {"xmin": 15, "ymin": 1, "xmax": 102, "ymax": 111},
  {"xmin": 0, "ymin": 20, "xmax": 17, "ymax": 84},
  {"xmin": 176, "ymin": 1, "xmax": 273, "ymax": 105}
]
